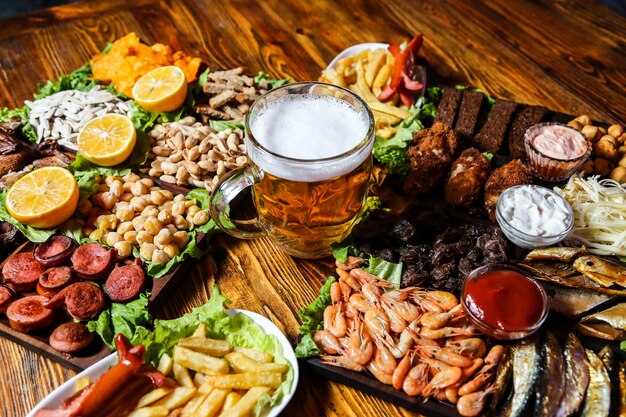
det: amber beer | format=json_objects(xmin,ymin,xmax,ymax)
[{"xmin": 210, "ymin": 82, "xmax": 374, "ymax": 259}]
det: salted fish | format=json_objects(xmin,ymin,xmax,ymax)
[
  {"xmin": 533, "ymin": 331, "xmax": 565, "ymax": 417},
  {"xmin": 581, "ymin": 349, "xmax": 611, "ymax": 417},
  {"xmin": 553, "ymin": 333, "xmax": 590, "ymax": 417}
]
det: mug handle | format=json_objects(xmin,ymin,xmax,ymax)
[{"xmin": 209, "ymin": 166, "xmax": 267, "ymax": 239}]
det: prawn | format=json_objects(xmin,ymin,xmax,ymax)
[
  {"xmin": 363, "ymin": 308, "xmax": 394, "ymax": 348},
  {"xmin": 445, "ymin": 338, "xmax": 487, "ymax": 359},
  {"xmin": 345, "ymin": 317, "xmax": 374, "ymax": 366},
  {"xmin": 458, "ymin": 345, "xmax": 505, "ymax": 396},
  {"xmin": 402, "ymin": 362, "xmax": 429, "ymax": 396},
  {"xmin": 410, "ymin": 290, "xmax": 458, "ymax": 312},
  {"xmin": 422, "ymin": 366, "xmax": 463, "ymax": 398},
  {"xmin": 348, "ymin": 293, "xmax": 373, "ymax": 314},
  {"xmin": 392, "ymin": 351, "xmax": 414, "ymax": 390},
  {"xmin": 335, "ymin": 256, "xmax": 364, "ymax": 270},
  {"xmin": 456, "ymin": 387, "xmax": 495, "ymax": 417},
  {"xmin": 421, "ymin": 303, "xmax": 465, "ymax": 329},
  {"xmin": 350, "ymin": 268, "xmax": 390, "ymax": 286},
  {"xmin": 367, "ymin": 359, "xmax": 393, "ymax": 385},
  {"xmin": 417, "ymin": 345, "xmax": 473, "ymax": 368},
  {"xmin": 373, "ymin": 343, "xmax": 397, "ymax": 375},
  {"xmin": 419, "ymin": 324, "xmax": 476, "ymax": 340},
  {"xmin": 324, "ymin": 303, "xmax": 347, "ymax": 338},
  {"xmin": 330, "ymin": 281, "xmax": 342, "ymax": 304},
  {"xmin": 314, "ymin": 330, "xmax": 343, "ymax": 355},
  {"xmin": 336, "ymin": 269, "xmax": 354, "ymax": 302},
  {"xmin": 321, "ymin": 355, "xmax": 365, "ymax": 372}
]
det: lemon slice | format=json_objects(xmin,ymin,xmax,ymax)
[
  {"xmin": 6, "ymin": 166, "xmax": 79, "ymax": 229},
  {"xmin": 132, "ymin": 65, "xmax": 188, "ymax": 112},
  {"xmin": 77, "ymin": 114, "xmax": 136, "ymax": 167}
]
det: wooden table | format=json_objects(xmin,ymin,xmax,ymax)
[{"xmin": 0, "ymin": 0, "xmax": 624, "ymax": 416}]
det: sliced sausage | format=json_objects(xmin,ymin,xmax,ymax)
[
  {"xmin": 45, "ymin": 282, "xmax": 106, "ymax": 321},
  {"xmin": 71, "ymin": 243, "xmax": 117, "ymax": 280},
  {"xmin": 2, "ymin": 252, "xmax": 46, "ymax": 292},
  {"xmin": 34, "ymin": 235, "xmax": 77, "ymax": 267},
  {"xmin": 49, "ymin": 322, "xmax": 94, "ymax": 353},
  {"xmin": 36, "ymin": 283, "xmax": 58, "ymax": 298},
  {"xmin": 39, "ymin": 266, "xmax": 73, "ymax": 290},
  {"xmin": 6, "ymin": 295, "xmax": 55, "ymax": 332},
  {"xmin": 105, "ymin": 261, "xmax": 145, "ymax": 303},
  {"xmin": 0, "ymin": 285, "xmax": 15, "ymax": 313}
]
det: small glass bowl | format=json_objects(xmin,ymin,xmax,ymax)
[
  {"xmin": 524, "ymin": 122, "xmax": 591, "ymax": 182},
  {"xmin": 461, "ymin": 263, "xmax": 549, "ymax": 340},
  {"xmin": 495, "ymin": 184, "xmax": 574, "ymax": 249}
]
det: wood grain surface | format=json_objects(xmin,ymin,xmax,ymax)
[{"xmin": 0, "ymin": 0, "xmax": 625, "ymax": 416}]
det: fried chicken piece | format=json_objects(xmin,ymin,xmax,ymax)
[
  {"xmin": 444, "ymin": 148, "xmax": 491, "ymax": 207},
  {"xmin": 484, "ymin": 159, "xmax": 533, "ymax": 221},
  {"xmin": 403, "ymin": 122, "xmax": 458, "ymax": 195}
]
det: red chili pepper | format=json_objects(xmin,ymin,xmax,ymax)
[
  {"xmin": 389, "ymin": 34, "xmax": 423, "ymax": 90},
  {"xmin": 378, "ymin": 34, "xmax": 424, "ymax": 104}
]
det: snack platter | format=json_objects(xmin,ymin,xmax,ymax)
[{"xmin": 0, "ymin": 30, "xmax": 625, "ymax": 417}]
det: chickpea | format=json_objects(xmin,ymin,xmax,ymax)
[
  {"xmin": 123, "ymin": 173, "xmax": 141, "ymax": 183},
  {"xmin": 154, "ymin": 229, "xmax": 173, "ymax": 248},
  {"xmin": 174, "ymin": 194, "xmax": 186, "ymax": 203},
  {"xmin": 139, "ymin": 178, "xmax": 154, "ymax": 189},
  {"xmin": 89, "ymin": 229, "xmax": 104, "ymax": 241},
  {"xmin": 593, "ymin": 158, "xmax": 611, "ymax": 177},
  {"xmin": 173, "ymin": 231, "xmax": 190, "ymax": 249},
  {"xmin": 117, "ymin": 221, "xmax": 134, "ymax": 235},
  {"xmin": 78, "ymin": 200, "xmax": 93, "ymax": 216},
  {"xmin": 142, "ymin": 205, "xmax": 159, "ymax": 218},
  {"xmin": 160, "ymin": 190, "xmax": 174, "ymax": 201},
  {"xmin": 158, "ymin": 210, "xmax": 173, "ymax": 225},
  {"xmin": 105, "ymin": 232, "xmax": 123, "ymax": 247},
  {"xmin": 130, "ymin": 196, "xmax": 148, "ymax": 212},
  {"xmin": 574, "ymin": 115, "xmax": 591, "ymax": 126},
  {"xmin": 97, "ymin": 184, "xmax": 110, "ymax": 193},
  {"xmin": 123, "ymin": 181, "xmax": 134, "ymax": 192},
  {"xmin": 162, "ymin": 244, "xmax": 179, "ymax": 259},
  {"xmin": 166, "ymin": 224, "xmax": 178, "ymax": 234},
  {"xmin": 120, "ymin": 192, "xmax": 134, "ymax": 202},
  {"xmin": 143, "ymin": 217, "xmax": 163, "ymax": 235},
  {"xmin": 172, "ymin": 201, "xmax": 186, "ymax": 217},
  {"xmin": 105, "ymin": 176, "xmax": 117, "ymax": 185},
  {"xmin": 95, "ymin": 214, "xmax": 117, "ymax": 231},
  {"xmin": 608, "ymin": 124, "xmax": 623, "ymax": 138},
  {"xmin": 186, "ymin": 205, "xmax": 200, "ymax": 217},
  {"xmin": 136, "ymin": 231, "xmax": 154, "ymax": 245},
  {"xmin": 109, "ymin": 179, "xmax": 124, "ymax": 197},
  {"xmin": 132, "ymin": 216, "xmax": 146, "ymax": 232},
  {"xmin": 150, "ymin": 190, "xmax": 166, "ymax": 206},
  {"xmin": 184, "ymin": 198, "xmax": 197, "ymax": 208},
  {"xmin": 114, "ymin": 241, "xmax": 132, "ymax": 258},
  {"xmin": 193, "ymin": 210, "xmax": 209, "ymax": 226},
  {"xmin": 160, "ymin": 200, "xmax": 174, "ymax": 212},
  {"xmin": 610, "ymin": 166, "xmax": 626, "ymax": 184},
  {"xmin": 123, "ymin": 230, "xmax": 138, "ymax": 245},
  {"xmin": 186, "ymin": 214, "xmax": 195, "ymax": 228},
  {"xmin": 152, "ymin": 249, "xmax": 169, "ymax": 266},
  {"xmin": 94, "ymin": 192, "xmax": 117, "ymax": 210},
  {"xmin": 173, "ymin": 215, "xmax": 188, "ymax": 230},
  {"xmin": 139, "ymin": 243, "xmax": 156, "ymax": 261},
  {"xmin": 116, "ymin": 205, "xmax": 135, "ymax": 222},
  {"xmin": 131, "ymin": 181, "xmax": 148, "ymax": 197}
]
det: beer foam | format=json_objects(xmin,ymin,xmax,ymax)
[{"xmin": 248, "ymin": 94, "xmax": 372, "ymax": 182}]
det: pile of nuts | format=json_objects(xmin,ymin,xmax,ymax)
[
  {"xmin": 145, "ymin": 116, "xmax": 247, "ymax": 191},
  {"xmin": 568, "ymin": 115, "xmax": 626, "ymax": 183},
  {"xmin": 77, "ymin": 173, "xmax": 209, "ymax": 266}
]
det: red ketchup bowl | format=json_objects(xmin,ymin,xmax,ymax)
[{"xmin": 461, "ymin": 264, "xmax": 548, "ymax": 340}]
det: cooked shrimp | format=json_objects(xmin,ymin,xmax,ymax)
[
  {"xmin": 392, "ymin": 351, "xmax": 414, "ymax": 390},
  {"xmin": 445, "ymin": 338, "xmax": 487, "ymax": 359},
  {"xmin": 349, "ymin": 293, "xmax": 373, "ymax": 314},
  {"xmin": 419, "ymin": 325, "xmax": 476, "ymax": 340},
  {"xmin": 335, "ymin": 256, "xmax": 364, "ymax": 270},
  {"xmin": 314, "ymin": 330, "xmax": 343, "ymax": 354},
  {"xmin": 422, "ymin": 366, "xmax": 463, "ymax": 398},
  {"xmin": 403, "ymin": 362, "xmax": 429, "ymax": 396},
  {"xmin": 321, "ymin": 355, "xmax": 365, "ymax": 372},
  {"xmin": 458, "ymin": 345, "xmax": 505, "ymax": 396},
  {"xmin": 362, "ymin": 282, "xmax": 383, "ymax": 306},
  {"xmin": 422, "ymin": 357, "xmax": 451, "ymax": 376},
  {"xmin": 446, "ymin": 386, "xmax": 460, "ymax": 404},
  {"xmin": 346, "ymin": 317, "xmax": 374, "ymax": 366},
  {"xmin": 456, "ymin": 388, "xmax": 494, "ymax": 417},
  {"xmin": 324, "ymin": 303, "xmax": 347, "ymax": 338},
  {"xmin": 381, "ymin": 299, "xmax": 408, "ymax": 334},
  {"xmin": 330, "ymin": 281, "xmax": 342, "ymax": 304},
  {"xmin": 350, "ymin": 268, "xmax": 390, "ymax": 285},
  {"xmin": 367, "ymin": 359, "xmax": 393, "ymax": 385},
  {"xmin": 417, "ymin": 345, "xmax": 473, "ymax": 368},
  {"xmin": 336, "ymin": 269, "xmax": 354, "ymax": 301},
  {"xmin": 364, "ymin": 308, "xmax": 394, "ymax": 347},
  {"xmin": 373, "ymin": 343, "xmax": 397, "ymax": 375},
  {"xmin": 421, "ymin": 303, "xmax": 465, "ymax": 329}
]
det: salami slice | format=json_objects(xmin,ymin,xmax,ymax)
[
  {"xmin": 34, "ymin": 235, "xmax": 77, "ymax": 267},
  {"xmin": 105, "ymin": 261, "xmax": 145, "ymax": 303},
  {"xmin": 6, "ymin": 295, "xmax": 55, "ymax": 332},
  {"xmin": 71, "ymin": 243, "xmax": 117, "ymax": 280},
  {"xmin": 2, "ymin": 252, "xmax": 46, "ymax": 292},
  {"xmin": 39, "ymin": 266, "xmax": 73, "ymax": 290},
  {"xmin": 49, "ymin": 322, "xmax": 94, "ymax": 353},
  {"xmin": 45, "ymin": 282, "xmax": 106, "ymax": 321},
  {"xmin": 0, "ymin": 285, "xmax": 15, "ymax": 313}
]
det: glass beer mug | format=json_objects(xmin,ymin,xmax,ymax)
[{"xmin": 210, "ymin": 82, "xmax": 375, "ymax": 259}]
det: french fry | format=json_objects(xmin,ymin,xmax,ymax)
[
  {"xmin": 354, "ymin": 49, "xmax": 369, "ymax": 61},
  {"xmin": 194, "ymin": 388, "xmax": 229, "ymax": 417},
  {"xmin": 386, "ymin": 51, "xmax": 395, "ymax": 65},
  {"xmin": 75, "ymin": 376, "xmax": 91, "ymax": 391},
  {"xmin": 369, "ymin": 101, "xmax": 411, "ymax": 120},
  {"xmin": 321, "ymin": 68, "xmax": 343, "ymax": 88},
  {"xmin": 226, "ymin": 352, "xmax": 289, "ymax": 374},
  {"xmin": 192, "ymin": 323, "xmax": 206, "ymax": 338},
  {"xmin": 221, "ymin": 392, "xmax": 242, "ymax": 412},
  {"xmin": 372, "ymin": 86, "xmax": 382, "ymax": 98},
  {"xmin": 373, "ymin": 63, "xmax": 392, "ymax": 88},
  {"xmin": 233, "ymin": 346, "xmax": 273, "ymax": 363},
  {"xmin": 157, "ymin": 353, "xmax": 174, "ymax": 376},
  {"xmin": 194, "ymin": 372, "xmax": 209, "ymax": 388},
  {"xmin": 344, "ymin": 66, "xmax": 357, "ymax": 85},
  {"xmin": 181, "ymin": 391, "xmax": 210, "ymax": 417},
  {"xmin": 137, "ymin": 388, "xmax": 173, "ymax": 408},
  {"xmin": 218, "ymin": 387, "xmax": 271, "ymax": 417},
  {"xmin": 365, "ymin": 50, "xmax": 386, "ymax": 87},
  {"xmin": 200, "ymin": 372, "xmax": 283, "ymax": 390},
  {"xmin": 154, "ymin": 387, "xmax": 197, "ymax": 410},
  {"xmin": 372, "ymin": 110, "xmax": 402, "ymax": 126},
  {"xmin": 173, "ymin": 363, "xmax": 195, "ymax": 387},
  {"xmin": 178, "ymin": 337, "xmax": 231, "ymax": 357},
  {"xmin": 173, "ymin": 346, "xmax": 229, "ymax": 375},
  {"xmin": 376, "ymin": 127, "xmax": 396, "ymax": 140},
  {"xmin": 354, "ymin": 62, "xmax": 379, "ymax": 103},
  {"xmin": 167, "ymin": 410, "xmax": 180, "ymax": 417},
  {"xmin": 128, "ymin": 406, "xmax": 170, "ymax": 417}
]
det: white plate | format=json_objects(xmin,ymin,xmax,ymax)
[{"xmin": 27, "ymin": 309, "xmax": 299, "ymax": 417}]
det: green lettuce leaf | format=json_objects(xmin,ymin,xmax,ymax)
[
  {"xmin": 0, "ymin": 106, "xmax": 37, "ymax": 141},
  {"xmin": 34, "ymin": 65, "xmax": 98, "ymax": 99},
  {"xmin": 294, "ymin": 277, "xmax": 336, "ymax": 358},
  {"xmin": 68, "ymin": 154, "xmax": 131, "ymax": 202},
  {"xmin": 361, "ymin": 195, "xmax": 389, "ymax": 221},
  {"xmin": 621, "ymin": 340, "xmax": 626, "ymax": 351},
  {"xmin": 253, "ymin": 72, "xmax": 291, "ymax": 89},
  {"xmin": 364, "ymin": 257, "xmax": 402, "ymax": 288},
  {"xmin": 331, "ymin": 238, "xmax": 366, "ymax": 263},
  {"xmin": 210, "ymin": 120, "xmax": 245, "ymax": 132},
  {"xmin": 0, "ymin": 190, "xmax": 56, "ymax": 242},
  {"xmin": 87, "ymin": 293, "xmax": 153, "ymax": 349}
]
